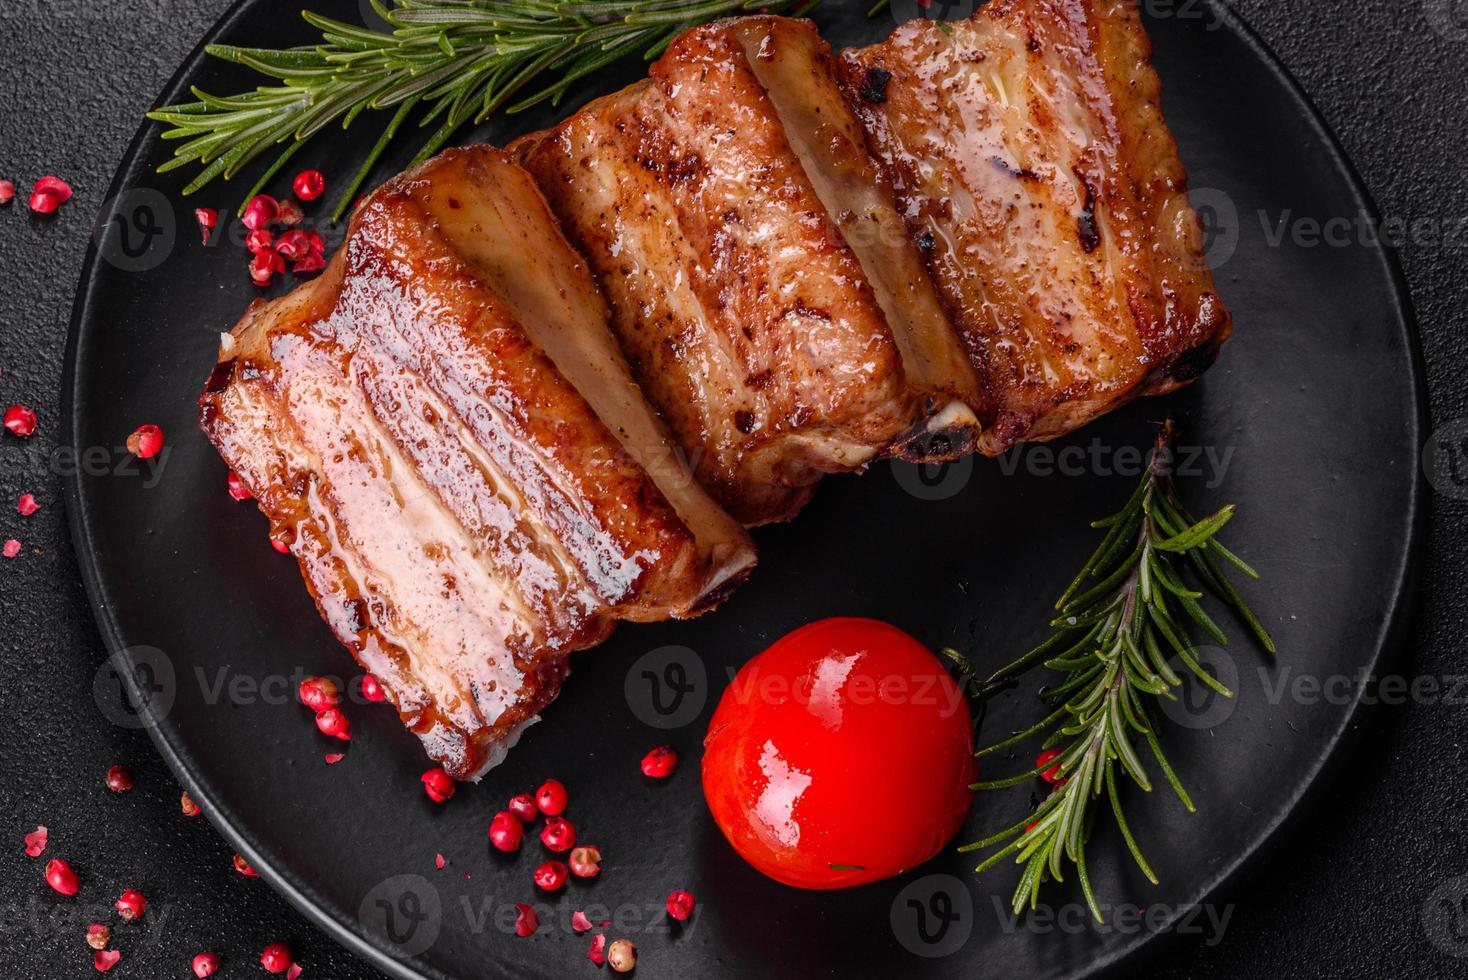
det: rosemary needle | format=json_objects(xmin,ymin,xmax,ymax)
[
  {"xmin": 949, "ymin": 422, "xmax": 1274, "ymax": 922},
  {"xmin": 147, "ymin": 0, "xmax": 822, "ymax": 219}
]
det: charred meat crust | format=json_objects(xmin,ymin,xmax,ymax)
[
  {"xmin": 199, "ymin": 3, "xmax": 1235, "ymax": 777},
  {"xmin": 199, "ymin": 147, "xmax": 754, "ymax": 778},
  {"xmin": 516, "ymin": 17, "xmax": 981, "ymax": 523},
  {"xmin": 837, "ymin": 0, "xmax": 1232, "ymax": 454}
]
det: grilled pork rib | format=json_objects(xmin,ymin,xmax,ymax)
[
  {"xmin": 517, "ymin": 17, "xmax": 981, "ymax": 526},
  {"xmin": 839, "ymin": 0, "xmax": 1231, "ymax": 453},
  {"xmin": 200, "ymin": 3, "xmax": 1233, "ymax": 777},
  {"xmin": 200, "ymin": 147, "xmax": 754, "ymax": 778}
]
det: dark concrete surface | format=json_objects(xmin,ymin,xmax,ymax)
[{"xmin": 1, "ymin": 0, "xmax": 1465, "ymax": 976}]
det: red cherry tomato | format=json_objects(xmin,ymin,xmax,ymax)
[{"xmin": 701, "ymin": 618, "xmax": 976, "ymax": 889}]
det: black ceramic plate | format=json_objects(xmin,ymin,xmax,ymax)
[{"xmin": 63, "ymin": 1, "xmax": 1426, "ymax": 978}]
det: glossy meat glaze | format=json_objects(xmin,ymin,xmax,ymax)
[
  {"xmin": 200, "ymin": 2, "xmax": 1230, "ymax": 775},
  {"xmin": 839, "ymin": 0, "xmax": 1230, "ymax": 452},
  {"xmin": 518, "ymin": 17, "xmax": 983, "ymax": 525},
  {"xmin": 200, "ymin": 147, "xmax": 754, "ymax": 778}
]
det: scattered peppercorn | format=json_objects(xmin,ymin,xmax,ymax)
[
  {"xmin": 569, "ymin": 845, "xmax": 602, "ymax": 879},
  {"xmin": 259, "ymin": 941, "xmax": 292, "ymax": 974},
  {"xmin": 227, "ymin": 471, "xmax": 253, "ymax": 501},
  {"xmin": 1035, "ymin": 748, "xmax": 1064, "ymax": 783},
  {"xmin": 666, "ymin": 889, "xmax": 696, "ymax": 922},
  {"xmin": 640, "ymin": 745, "xmax": 678, "ymax": 779},
  {"xmin": 194, "ymin": 208, "xmax": 218, "ymax": 245},
  {"xmin": 4, "ymin": 404, "xmax": 37, "ymax": 437},
  {"xmin": 315, "ymin": 707, "xmax": 351, "ymax": 741},
  {"xmin": 30, "ymin": 176, "xmax": 73, "ymax": 214},
  {"xmin": 607, "ymin": 938, "xmax": 637, "ymax": 973},
  {"xmin": 514, "ymin": 902, "xmax": 539, "ymax": 937},
  {"xmin": 535, "ymin": 779, "xmax": 567, "ymax": 816},
  {"xmin": 105, "ymin": 765, "xmax": 133, "ymax": 792},
  {"xmin": 242, "ymin": 195, "xmax": 278, "ymax": 231},
  {"xmin": 533, "ymin": 860, "xmax": 569, "ymax": 892},
  {"xmin": 45, "ymin": 858, "xmax": 80, "ymax": 896},
  {"xmin": 115, "ymin": 889, "xmax": 146, "ymax": 921},
  {"xmin": 293, "ymin": 170, "xmax": 326, "ymax": 202},
  {"xmin": 421, "ymin": 767, "xmax": 455, "ymax": 803},
  {"xmin": 125, "ymin": 424, "xmax": 164, "ymax": 459},
  {"xmin": 507, "ymin": 793, "xmax": 538, "ymax": 823},
  {"xmin": 359, "ymin": 673, "xmax": 385, "ymax": 703},
  {"xmin": 298, "ymin": 676, "xmax": 340, "ymax": 714},
  {"xmin": 540, "ymin": 816, "xmax": 576, "ymax": 853},
  {"xmin": 489, "ymin": 811, "xmax": 523, "ymax": 853}
]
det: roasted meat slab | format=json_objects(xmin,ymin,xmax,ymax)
[
  {"xmin": 517, "ymin": 17, "xmax": 981, "ymax": 526},
  {"xmin": 200, "ymin": 147, "xmax": 755, "ymax": 778},
  {"xmin": 839, "ymin": 0, "xmax": 1231, "ymax": 453},
  {"xmin": 199, "ymin": 4, "xmax": 1235, "ymax": 777}
]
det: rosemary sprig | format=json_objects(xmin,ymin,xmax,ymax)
[
  {"xmin": 953, "ymin": 422, "xmax": 1274, "ymax": 921},
  {"xmin": 147, "ymin": 0, "xmax": 820, "ymax": 219}
]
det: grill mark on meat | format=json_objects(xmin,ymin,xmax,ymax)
[
  {"xmin": 990, "ymin": 155, "xmax": 1040, "ymax": 181},
  {"xmin": 342, "ymin": 597, "xmax": 368, "ymax": 635},
  {"xmin": 839, "ymin": 0, "xmax": 1231, "ymax": 451},
  {"xmin": 1164, "ymin": 339, "xmax": 1221, "ymax": 384},
  {"xmin": 1074, "ymin": 166, "xmax": 1101, "ymax": 253},
  {"xmin": 518, "ymin": 21, "xmax": 945, "ymax": 525},
  {"xmin": 726, "ymin": 18, "xmax": 981, "ymax": 420},
  {"xmin": 859, "ymin": 66, "xmax": 893, "ymax": 103},
  {"xmin": 784, "ymin": 303, "xmax": 831, "ymax": 322},
  {"xmin": 204, "ymin": 357, "xmax": 235, "ymax": 393},
  {"xmin": 518, "ymin": 88, "xmax": 771, "ymax": 519}
]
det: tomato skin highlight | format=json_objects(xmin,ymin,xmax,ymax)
[{"xmin": 701, "ymin": 618, "xmax": 976, "ymax": 889}]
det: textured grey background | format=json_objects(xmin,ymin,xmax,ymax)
[{"xmin": 1, "ymin": 0, "xmax": 1465, "ymax": 976}]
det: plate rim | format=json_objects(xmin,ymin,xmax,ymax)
[
  {"xmin": 59, "ymin": 0, "xmax": 446, "ymax": 976},
  {"xmin": 60, "ymin": 2, "xmax": 1430, "ymax": 979}
]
